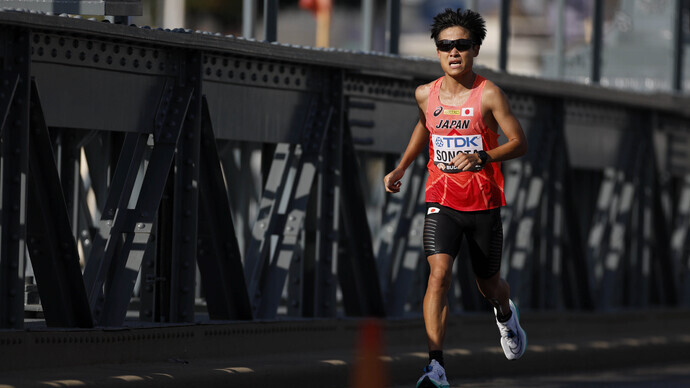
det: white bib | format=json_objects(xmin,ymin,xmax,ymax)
[{"xmin": 432, "ymin": 134, "xmax": 484, "ymax": 173}]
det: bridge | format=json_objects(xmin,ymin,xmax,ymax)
[{"xmin": 0, "ymin": 5, "xmax": 689, "ymax": 387}]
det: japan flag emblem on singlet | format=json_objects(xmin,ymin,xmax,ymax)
[
  {"xmin": 427, "ymin": 207, "xmax": 440, "ymax": 215},
  {"xmin": 462, "ymin": 108, "xmax": 473, "ymax": 116}
]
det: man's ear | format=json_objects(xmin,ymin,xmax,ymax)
[{"xmin": 473, "ymin": 45, "xmax": 480, "ymax": 57}]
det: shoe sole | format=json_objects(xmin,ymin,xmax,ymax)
[
  {"xmin": 417, "ymin": 376, "xmax": 450, "ymax": 388},
  {"xmin": 509, "ymin": 299, "xmax": 528, "ymax": 360}
]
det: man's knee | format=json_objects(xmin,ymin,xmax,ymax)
[{"xmin": 428, "ymin": 268, "xmax": 452, "ymax": 293}]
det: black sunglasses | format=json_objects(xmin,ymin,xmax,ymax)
[{"xmin": 435, "ymin": 39, "xmax": 474, "ymax": 52}]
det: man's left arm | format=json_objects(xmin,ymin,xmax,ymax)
[
  {"xmin": 481, "ymin": 84, "xmax": 528, "ymax": 164},
  {"xmin": 452, "ymin": 83, "xmax": 527, "ymax": 171}
]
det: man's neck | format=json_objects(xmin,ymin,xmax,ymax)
[{"xmin": 442, "ymin": 72, "xmax": 476, "ymax": 93}]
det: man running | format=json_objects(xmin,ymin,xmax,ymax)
[{"xmin": 383, "ymin": 8, "xmax": 528, "ymax": 388}]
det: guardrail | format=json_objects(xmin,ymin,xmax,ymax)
[{"xmin": 0, "ymin": 9, "xmax": 688, "ymax": 329}]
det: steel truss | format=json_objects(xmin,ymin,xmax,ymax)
[{"xmin": 0, "ymin": 10, "xmax": 689, "ymax": 329}]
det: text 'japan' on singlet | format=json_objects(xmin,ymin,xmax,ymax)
[{"xmin": 425, "ymin": 75, "xmax": 506, "ymax": 211}]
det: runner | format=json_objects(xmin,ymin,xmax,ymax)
[{"xmin": 383, "ymin": 8, "xmax": 529, "ymax": 388}]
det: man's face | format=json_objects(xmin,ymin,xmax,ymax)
[{"xmin": 436, "ymin": 26, "xmax": 479, "ymax": 77}]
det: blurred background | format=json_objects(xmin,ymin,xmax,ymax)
[{"xmin": 133, "ymin": 0, "xmax": 690, "ymax": 94}]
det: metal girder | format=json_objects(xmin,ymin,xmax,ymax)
[
  {"xmin": 196, "ymin": 97, "xmax": 251, "ymax": 321},
  {"xmin": 338, "ymin": 123, "xmax": 385, "ymax": 317},
  {"xmin": 0, "ymin": 72, "xmax": 19, "ymax": 131},
  {"xmin": 503, "ymin": 96, "xmax": 558, "ymax": 309},
  {"xmin": 0, "ymin": 10, "xmax": 688, "ymax": 328},
  {"xmin": 244, "ymin": 96, "xmax": 331, "ymax": 319},
  {"xmin": 0, "ymin": 28, "xmax": 30, "ymax": 329},
  {"xmin": 375, "ymin": 154, "xmax": 426, "ymax": 316},
  {"xmin": 587, "ymin": 133, "xmax": 644, "ymax": 309},
  {"xmin": 644, "ymin": 149, "xmax": 677, "ymax": 307},
  {"xmin": 674, "ymin": 175, "xmax": 690, "ymax": 304},
  {"xmin": 83, "ymin": 80, "xmax": 193, "ymax": 326},
  {"xmin": 202, "ymin": 54, "xmax": 320, "ymax": 145},
  {"xmin": 26, "ymin": 80, "xmax": 92, "ymax": 327},
  {"xmin": 53, "ymin": 128, "xmax": 96, "ymax": 241},
  {"xmin": 554, "ymin": 132, "xmax": 593, "ymax": 310},
  {"xmin": 218, "ymin": 141, "xmax": 261, "ymax": 258},
  {"xmin": 503, "ymin": 95, "xmax": 593, "ymax": 310},
  {"xmin": 312, "ymin": 97, "xmax": 340, "ymax": 318},
  {"xmin": 343, "ymin": 74, "xmax": 420, "ymax": 154},
  {"xmin": 586, "ymin": 112, "xmax": 677, "ymax": 309},
  {"xmin": 168, "ymin": 52, "xmax": 202, "ymax": 323},
  {"xmin": 244, "ymin": 141, "xmax": 292, "ymax": 311},
  {"xmin": 82, "ymin": 132, "xmax": 145, "ymax": 306}
]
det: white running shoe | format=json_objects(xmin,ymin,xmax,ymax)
[
  {"xmin": 495, "ymin": 299, "xmax": 527, "ymax": 360},
  {"xmin": 416, "ymin": 359, "xmax": 450, "ymax": 388}
]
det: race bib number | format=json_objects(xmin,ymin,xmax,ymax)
[{"xmin": 432, "ymin": 134, "xmax": 483, "ymax": 173}]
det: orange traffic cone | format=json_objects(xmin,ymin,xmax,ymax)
[{"xmin": 351, "ymin": 319, "xmax": 389, "ymax": 388}]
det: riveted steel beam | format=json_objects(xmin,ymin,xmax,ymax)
[
  {"xmin": 588, "ymin": 133, "xmax": 642, "ymax": 309},
  {"xmin": 673, "ymin": 175, "xmax": 690, "ymax": 305},
  {"xmin": 503, "ymin": 96, "xmax": 557, "ymax": 309},
  {"xmin": 0, "ymin": 27, "xmax": 30, "ymax": 329},
  {"xmin": 338, "ymin": 123, "xmax": 385, "ymax": 317},
  {"xmin": 84, "ymin": 79, "xmax": 193, "ymax": 326},
  {"xmin": 196, "ymin": 97, "xmax": 252, "ymax": 321},
  {"xmin": 250, "ymin": 99, "xmax": 332, "ymax": 319},
  {"xmin": 312, "ymin": 73, "xmax": 342, "ymax": 319},
  {"xmin": 0, "ymin": 10, "xmax": 687, "ymax": 327},
  {"xmin": 375, "ymin": 154, "xmax": 426, "ymax": 316},
  {"xmin": 26, "ymin": 80, "xmax": 92, "ymax": 327},
  {"xmin": 168, "ymin": 52, "xmax": 202, "ymax": 323}
]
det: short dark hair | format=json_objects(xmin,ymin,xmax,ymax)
[{"xmin": 430, "ymin": 8, "xmax": 487, "ymax": 46}]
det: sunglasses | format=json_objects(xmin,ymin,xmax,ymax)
[{"xmin": 435, "ymin": 39, "xmax": 475, "ymax": 52}]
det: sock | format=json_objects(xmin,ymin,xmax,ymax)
[
  {"xmin": 496, "ymin": 309, "xmax": 512, "ymax": 323},
  {"xmin": 429, "ymin": 350, "xmax": 444, "ymax": 367}
]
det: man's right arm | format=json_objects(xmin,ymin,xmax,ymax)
[{"xmin": 384, "ymin": 84, "xmax": 430, "ymax": 193}]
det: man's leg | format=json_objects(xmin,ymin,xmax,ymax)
[
  {"xmin": 476, "ymin": 272, "xmax": 527, "ymax": 360},
  {"xmin": 423, "ymin": 253, "xmax": 454, "ymax": 353},
  {"xmin": 475, "ymin": 272, "xmax": 511, "ymax": 319},
  {"xmin": 467, "ymin": 208, "xmax": 526, "ymax": 360}
]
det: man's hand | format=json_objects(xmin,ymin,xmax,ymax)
[
  {"xmin": 451, "ymin": 152, "xmax": 483, "ymax": 171},
  {"xmin": 384, "ymin": 168, "xmax": 405, "ymax": 193}
]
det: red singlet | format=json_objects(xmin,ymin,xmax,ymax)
[{"xmin": 425, "ymin": 75, "xmax": 506, "ymax": 211}]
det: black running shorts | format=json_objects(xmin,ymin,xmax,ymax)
[{"xmin": 423, "ymin": 202, "xmax": 503, "ymax": 279}]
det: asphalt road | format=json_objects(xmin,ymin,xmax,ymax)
[{"xmin": 400, "ymin": 362, "xmax": 690, "ymax": 388}]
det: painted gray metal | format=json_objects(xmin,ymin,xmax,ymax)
[
  {"xmin": 27, "ymin": 80, "xmax": 93, "ymax": 327},
  {"xmin": 0, "ymin": 27, "xmax": 30, "ymax": 329},
  {"xmin": 0, "ymin": 10, "xmax": 688, "ymax": 329}
]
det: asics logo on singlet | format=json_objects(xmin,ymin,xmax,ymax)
[{"xmin": 433, "ymin": 106, "xmax": 443, "ymax": 117}]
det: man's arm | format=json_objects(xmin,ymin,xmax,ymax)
[
  {"xmin": 481, "ymin": 82, "xmax": 528, "ymax": 163},
  {"xmin": 384, "ymin": 85, "xmax": 430, "ymax": 193},
  {"xmin": 450, "ymin": 81, "xmax": 527, "ymax": 171}
]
